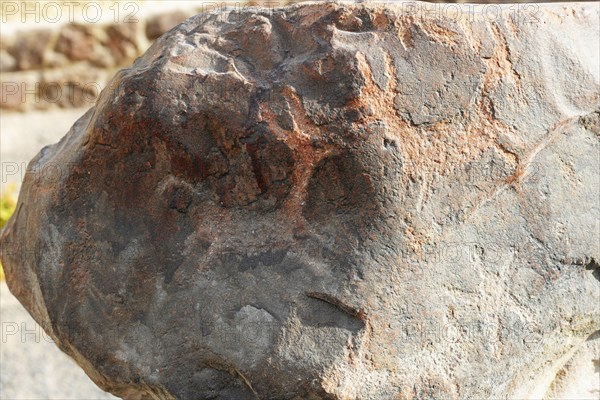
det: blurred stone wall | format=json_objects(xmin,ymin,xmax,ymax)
[{"xmin": 1, "ymin": 7, "xmax": 200, "ymax": 112}]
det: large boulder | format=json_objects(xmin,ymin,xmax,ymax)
[{"xmin": 1, "ymin": 2, "xmax": 599, "ymax": 399}]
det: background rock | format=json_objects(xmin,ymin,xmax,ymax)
[
  {"xmin": 55, "ymin": 24, "xmax": 97, "ymax": 62},
  {"xmin": 1, "ymin": 2, "xmax": 598, "ymax": 399},
  {"xmin": 7, "ymin": 29, "xmax": 52, "ymax": 70},
  {"xmin": 146, "ymin": 11, "xmax": 191, "ymax": 40}
]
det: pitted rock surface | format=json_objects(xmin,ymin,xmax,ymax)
[{"xmin": 1, "ymin": 2, "xmax": 599, "ymax": 399}]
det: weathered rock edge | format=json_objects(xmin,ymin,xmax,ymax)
[{"xmin": 1, "ymin": 2, "xmax": 599, "ymax": 399}]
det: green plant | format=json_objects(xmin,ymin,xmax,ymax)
[{"xmin": 0, "ymin": 184, "xmax": 17, "ymax": 280}]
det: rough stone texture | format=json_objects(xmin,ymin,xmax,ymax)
[{"xmin": 1, "ymin": 2, "xmax": 599, "ymax": 399}]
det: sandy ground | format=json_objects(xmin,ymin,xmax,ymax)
[{"xmin": 0, "ymin": 281, "xmax": 117, "ymax": 399}]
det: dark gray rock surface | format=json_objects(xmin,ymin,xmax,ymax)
[{"xmin": 1, "ymin": 2, "xmax": 598, "ymax": 399}]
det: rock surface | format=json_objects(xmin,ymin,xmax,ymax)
[{"xmin": 1, "ymin": 2, "xmax": 599, "ymax": 399}]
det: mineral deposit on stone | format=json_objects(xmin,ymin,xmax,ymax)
[{"xmin": 1, "ymin": 2, "xmax": 599, "ymax": 399}]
